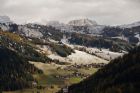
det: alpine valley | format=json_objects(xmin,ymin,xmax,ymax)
[{"xmin": 0, "ymin": 16, "xmax": 140, "ymax": 93}]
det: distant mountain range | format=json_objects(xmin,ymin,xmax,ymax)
[
  {"xmin": 0, "ymin": 16, "xmax": 140, "ymax": 45},
  {"xmin": 0, "ymin": 15, "xmax": 140, "ymax": 28}
]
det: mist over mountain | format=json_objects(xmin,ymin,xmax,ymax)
[{"xmin": 0, "ymin": 16, "xmax": 13, "ymax": 24}]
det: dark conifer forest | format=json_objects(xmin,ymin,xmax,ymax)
[{"xmin": 0, "ymin": 47, "xmax": 42, "ymax": 91}]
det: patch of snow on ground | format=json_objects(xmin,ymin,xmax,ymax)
[
  {"xmin": 87, "ymin": 48, "xmax": 124, "ymax": 60},
  {"xmin": 66, "ymin": 44, "xmax": 124, "ymax": 61},
  {"xmin": 111, "ymin": 36, "xmax": 128, "ymax": 41},
  {"xmin": 135, "ymin": 34, "xmax": 140, "ymax": 45},
  {"xmin": 48, "ymin": 50, "xmax": 108, "ymax": 65},
  {"xmin": 18, "ymin": 26, "xmax": 43, "ymax": 38}
]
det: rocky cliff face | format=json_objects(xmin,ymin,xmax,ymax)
[{"xmin": 68, "ymin": 18, "xmax": 98, "ymax": 26}]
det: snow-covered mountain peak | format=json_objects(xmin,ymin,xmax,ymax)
[
  {"xmin": 0, "ymin": 16, "xmax": 13, "ymax": 24},
  {"xmin": 68, "ymin": 18, "xmax": 98, "ymax": 26}
]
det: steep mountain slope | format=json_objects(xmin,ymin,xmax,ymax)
[
  {"xmin": 68, "ymin": 33, "xmax": 133, "ymax": 52},
  {"xmin": 0, "ymin": 47, "xmax": 42, "ymax": 91},
  {"xmin": 0, "ymin": 29, "xmax": 75, "ymax": 62},
  {"xmin": 66, "ymin": 46, "xmax": 140, "ymax": 93},
  {"xmin": 0, "ymin": 30, "xmax": 50, "ymax": 62},
  {"xmin": 67, "ymin": 19, "xmax": 105, "ymax": 34},
  {"xmin": 102, "ymin": 26, "xmax": 140, "ymax": 45}
]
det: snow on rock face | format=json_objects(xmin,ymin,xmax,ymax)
[
  {"xmin": 18, "ymin": 25, "xmax": 43, "ymax": 38},
  {"xmin": 46, "ymin": 19, "xmax": 104, "ymax": 34},
  {"xmin": 0, "ymin": 16, "xmax": 13, "ymax": 23},
  {"xmin": 0, "ymin": 23, "xmax": 10, "ymax": 31},
  {"xmin": 0, "ymin": 16, "xmax": 13, "ymax": 31},
  {"xmin": 135, "ymin": 34, "xmax": 140, "ymax": 45},
  {"xmin": 48, "ymin": 50, "xmax": 108, "ymax": 65},
  {"xmin": 68, "ymin": 18, "xmax": 98, "ymax": 26},
  {"xmin": 135, "ymin": 34, "xmax": 140, "ymax": 40}
]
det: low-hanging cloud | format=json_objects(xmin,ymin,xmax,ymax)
[{"xmin": 0, "ymin": 0, "xmax": 140, "ymax": 25}]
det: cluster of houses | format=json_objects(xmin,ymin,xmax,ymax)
[
  {"xmin": 55, "ymin": 71, "xmax": 90, "ymax": 80},
  {"xmin": 55, "ymin": 63, "xmax": 106, "ymax": 80},
  {"xmin": 65, "ymin": 63, "xmax": 106, "ymax": 69}
]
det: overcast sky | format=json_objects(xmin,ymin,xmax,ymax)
[{"xmin": 0, "ymin": 0, "xmax": 140, "ymax": 25}]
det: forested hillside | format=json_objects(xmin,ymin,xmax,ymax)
[
  {"xmin": 0, "ymin": 47, "xmax": 42, "ymax": 91},
  {"xmin": 68, "ymin": 33, "xmax": 133, "ymax": 52},
  {"xmin": 0, "ymin": 30, "xmax": 51, "ymax": 62},
  {"xmin": 66, "ymin": 46, "xmax": 140, "ymax": 93}
]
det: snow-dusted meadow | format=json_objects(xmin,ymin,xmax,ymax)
[{"xmin": 48, "ymin": 50, "xmax": 108, "ymax": 65}]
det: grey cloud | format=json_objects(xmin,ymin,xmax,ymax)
[{"xmin": 0, "ymin": 0, "xmax": 140, "ymax": 25}]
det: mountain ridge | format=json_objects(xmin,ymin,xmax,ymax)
[
  {"xmin": 68, "ymin": 18, "xmax": 98, "ymax": 26},
  {"xmin": 0, "ymin": 16, "xmax": 140, "ymax": 45}
]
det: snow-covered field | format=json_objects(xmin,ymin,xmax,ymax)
[
  {"xmin": 66, "ymin": 44, "xmax": 124, "ymax": 61},
  {"xmin": 48, "ymin": 50, "xmax": 108, "ymax": 65},
  {"xmin": 86, "ymin": 48, "xmax": 124, "ymax": 61}
]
